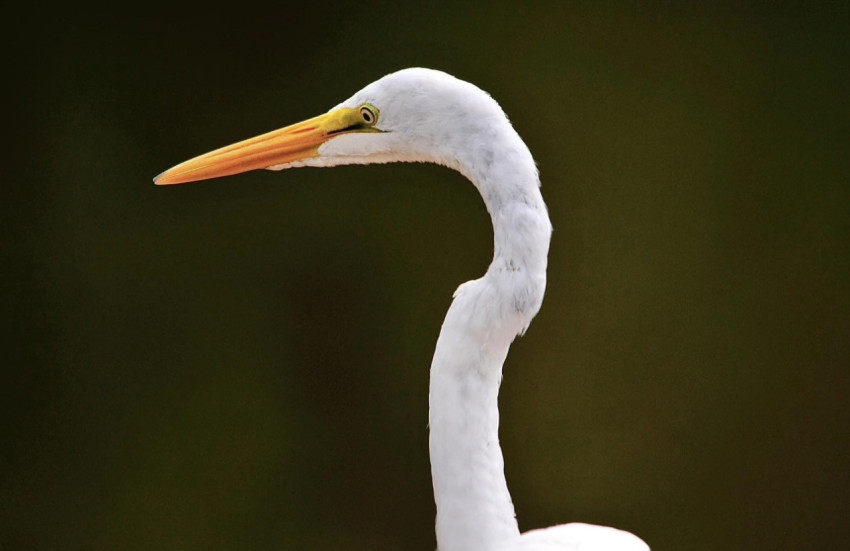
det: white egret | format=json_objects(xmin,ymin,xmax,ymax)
[{"xmin": 155, "ymin": 68, "xmax": 648, "ymax": 551}]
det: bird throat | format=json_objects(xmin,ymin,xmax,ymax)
[{"xmin": 428, "ymin": 186, "xmax": 551, "ymax": 551}]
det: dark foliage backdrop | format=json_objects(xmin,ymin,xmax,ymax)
[{"xmin": 2, "ymin": 3, "xmax": 848, "ymax": 550}]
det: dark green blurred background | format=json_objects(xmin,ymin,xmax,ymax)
[{"xmin": 2, "ymin": 3, "xmax": 848, "ymax": 550}]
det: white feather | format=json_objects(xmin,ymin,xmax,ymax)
[{"xmin": 228, "ymin": 68, "xmax": 647, "ymax": 551}]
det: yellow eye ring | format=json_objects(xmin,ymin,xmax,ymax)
[{"xmin": 359, "ymin": 104, "xmax": 378, "ymax": 126}]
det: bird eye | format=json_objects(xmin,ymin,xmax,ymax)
[{"xmin": 359, "ymin": 104, "xmax": 378, "ymax": 126}]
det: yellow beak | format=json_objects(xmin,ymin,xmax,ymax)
[{"xmin": 154, "ymin": 106, "xmax": 373, "ymax": 186}]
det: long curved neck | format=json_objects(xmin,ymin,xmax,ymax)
[{"xmin": 429, "ymin": 147, "xmax": 551, "ymax": 551}]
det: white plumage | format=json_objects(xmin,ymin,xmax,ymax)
[{"xmin": 156, "ymin": 68, "xmax": 648, "ymax": 551}]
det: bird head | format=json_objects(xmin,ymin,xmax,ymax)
[{"xmin": 154, "ymin": 68, "xmax": 513, "ymax": 185}]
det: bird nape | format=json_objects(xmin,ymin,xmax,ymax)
[{"xmin": 155, "ymin": 68, "xmax": 648, "ymax": 551}]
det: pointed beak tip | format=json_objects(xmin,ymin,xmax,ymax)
[
  {"xmin": 153, "ymin": 167, "xmax": 174, "ymax": 185},
  {"xmin": 153, "ymin": 168, "xmax": 186, "ymax": 186}
]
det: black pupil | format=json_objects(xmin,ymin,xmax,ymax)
[{"xmin": 362, "ymin": 109, "xmax": 372, "ymax": 122}]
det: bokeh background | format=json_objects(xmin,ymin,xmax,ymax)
[{"xmin": 3, "ymin": 3, "xmax": 848, "ymax": 550}]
